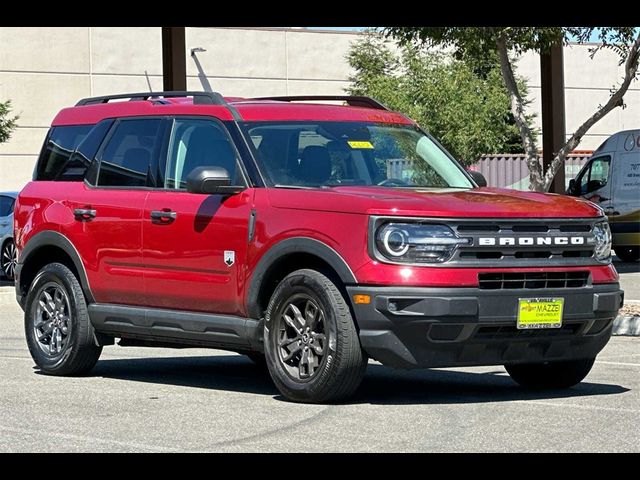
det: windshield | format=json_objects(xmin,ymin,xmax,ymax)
[{"xmin": 241, "ymin": 121, "xmax": 473, "ymax": 189}]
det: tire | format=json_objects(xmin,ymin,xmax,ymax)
[
  {"xmin": 24, "ymin": 262, "xmax": 102, "ymax": 376},
  {"xmin": 615, "ymin": 246, "xmax": 640, "ymax": 262},
  {"xmin": 505, "ymin": 358, "xmax": 595, "ymax": 389},
  {"xmin": 264, "ymin": 269, "xmax": 367, "ymax": 403},
  {"xmin": 1, "ymin": 239, "xmax": 17, "ymax": 280}
]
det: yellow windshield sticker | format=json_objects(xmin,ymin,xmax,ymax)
[{"xmin": 348, "ymin": 140, "xmax": 374, "ymax": 149}]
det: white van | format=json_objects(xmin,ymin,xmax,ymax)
[{"xmin": 568, "ymin": 129, "xmax": 640, "ymax": 262}]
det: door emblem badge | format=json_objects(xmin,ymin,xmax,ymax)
[{"xmin": 224, "ymin": 250, "xmax": 235, "ymax": 267}]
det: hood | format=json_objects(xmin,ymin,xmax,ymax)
[{"xmin": 267, "ymin": 186, "xmax": 603, "ymax": 218}]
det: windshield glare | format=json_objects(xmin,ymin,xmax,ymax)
[{"xmin": 242, "ymin": 121, "xmax": 473, "ymax": 189}]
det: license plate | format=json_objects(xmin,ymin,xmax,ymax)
[{"xmin": 517, "ymin": 298, "xmax": 564, "ymax": 329}]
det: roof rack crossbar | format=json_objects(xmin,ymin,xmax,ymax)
[
  {"xmin": 251, "ymin": 95, "xmax": 389, "ymax": 111},
  {"xmin": 75, "ymin": 91, "xmax": 227, "ymax": 107}
]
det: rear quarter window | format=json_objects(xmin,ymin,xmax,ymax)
[{"xmin": 34, "ymin": 125, "xmax": 93, "ymax": 181}]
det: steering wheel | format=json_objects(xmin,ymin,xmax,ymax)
[{"xmin": 377, "ymin": 178, "xmax": 409, "ymax": 187}]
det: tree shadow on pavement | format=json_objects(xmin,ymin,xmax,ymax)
[{"xmin": 87, "ymin": 355, "xmax": 629, "ymax": 405}]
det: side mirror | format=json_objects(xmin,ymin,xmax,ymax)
[
  {"xmin": 567, "ymin": 179, "xmax": 577, "ymax": 196},
  {"xmin": 186, "ymin": 166, "xmax": 246, "ymax": 195},
  {"xmin": 468, "ymin": 170, "xmax": 487, "ymax": 187}
]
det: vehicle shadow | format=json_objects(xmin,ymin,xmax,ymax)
[
  {"xmin": 87, "ymin": 355, "xmax": 629, "ymax": 405},
  {"xmin": 0, "ymin": 279, "xmax": 14, "ymax": 287}
]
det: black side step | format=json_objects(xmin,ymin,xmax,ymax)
[{"xmin": 88, "ymin": 304, "xmax": 262, "ymax": 351}]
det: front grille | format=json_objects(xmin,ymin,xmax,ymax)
[
  {"xmin": 449, "ymin": 218, "xmax": 600, "ymax": 267},
  {"xmin": 478, "ymin": 271, "xmax": 590, "ymax": 290},
  {"xmin": 475, "ymin": 323, "xmax": 583, "ymax": 339}
]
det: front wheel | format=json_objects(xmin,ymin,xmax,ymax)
[
  {"xmin": 264, "ymin": 269, "xmax": 367, "ymax": 403},
  {"xmin": 24, "ymin": 263, "xmax": 102, "ymax": 375},
  {"xmin": 615, "ymin": 246, "xmax": 640, "ymax": 262},
  {"xmin": 505, "ymin": 358, "xmax": 595, "ymax": 389}
]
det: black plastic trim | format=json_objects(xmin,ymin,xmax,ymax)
[
  {"xmin": 16, "ymin": 230, "xmax": 95, "ymax": 306},
  {"xmin": 76, "ymin": 91, "xmax": 227, "ymax": 106},
  {"xmin": 251, "ymin": 95, "xmax": 390, "ymax": 111},
  {"xmin": 88, "ymin": 303, "xmax": 262, "ymax": 351},
  {"xmin": 347, "ymin": 283, "xmax": 622, "ymax": 369},
  {"xmin": 246, "ymin": 237, "xmax": 357, "ymax": 319}
]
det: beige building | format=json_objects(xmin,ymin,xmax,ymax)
[{"xmin": 0, "ymin": 27, "xmax": 638, "ymax": 191}]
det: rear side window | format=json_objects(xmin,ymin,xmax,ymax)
[
  {"xmin": 0, "ymin": 195, "xmax": 14, "ymax": 217},
  {"xmin": 58, "ymin": 120, "xmax": 114, "ymax": 182},
  {"xmin": 97, "ymin": 119, "xmax": 163, "ymax": 188},
  {"xmin": 35, "ymin": 125, "xmax": 92, "ymax": 180}
]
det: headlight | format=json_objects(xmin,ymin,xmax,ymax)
[
  {"xmin": 593, "ymin": 221, "xmax": 612, "ymax": 262},
  {"xmin": 374, "ymin": 222, "xmax": 470, "ymax": 264}
]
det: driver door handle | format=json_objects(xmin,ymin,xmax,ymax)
[
  {"xmin": 150, "ymin": 210, "xmax": 177, "ymax": 224},
  {"xmin": 73, "ymin": 208, "xmax": 96, "ymax": 221}
]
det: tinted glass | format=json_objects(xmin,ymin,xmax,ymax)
[
  {"xmin": 0, "ymin": 196, "xmax": 14, "ymax": 217},
  {"xmin": 35, "ymin": 125, "xmax": 92, "ymax": 180},
  {"xmin": 57, "ymin": 120, "xmax": 113, "ymax": 182},
  {"xmin": 97, "ymin": 119, "xmax": 162, "ymax": 187},
  {"xmin": 243, "ymin": 122, "xmax": 472, "ymax": 189},
  {"xmin": 164, "ymin": 118, "xmax": 240, "ymax": 189}
]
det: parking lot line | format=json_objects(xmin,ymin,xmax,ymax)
[
  {"xmin": 0, "ymin": 425, "xmax": 177, "ymax": 452},
  {"xmin": 515, "ymin": 400, "xmax": 640, "ymax": 414},
  {"xmin": 595, "ymin": 360, "xmax": 640, "ymax": 367}
]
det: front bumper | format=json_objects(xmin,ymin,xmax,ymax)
[{"xmin": 347, "ymin": 283, "xmax": 623, "ymax": 369}]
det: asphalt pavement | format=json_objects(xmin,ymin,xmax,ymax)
[{"xmin": 0, "ymin": 286, "xmax": 638, "ymax": 452}]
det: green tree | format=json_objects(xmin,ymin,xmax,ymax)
[
  {"xmin": 346, "ymin": 32, "xmax": 534, "ymax": 166},
  {"xmin": 385, "ymin": 27, "xmax": 640, "ymax": 191},
  {"xmin": 0, "ymin": 99, "xmax": 18, "ymax": 144}
]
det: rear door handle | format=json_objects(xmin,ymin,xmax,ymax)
[
  {"xmin": 150, "ymin": 210, "xmax": 177, "ymax": 224},
  {"xmin": 73, "ymin": 208, "xmax": 96, "ymax": 221}
]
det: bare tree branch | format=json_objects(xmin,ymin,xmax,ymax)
[
  {"xmin": 496, "ymin": 35, "xmax": 544, "ymax": 191},
  {"xmin": 542, "ymin": 32, "xmax": 640, "ymax": 191}
]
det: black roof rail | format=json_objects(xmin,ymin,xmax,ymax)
[
  {"xmin": 251, "ymin": 95, "xmax": 390, "ymax": 111},
  {"xmin": 75, "ymin": 91, "xmax": 227, "ymax": 106}
]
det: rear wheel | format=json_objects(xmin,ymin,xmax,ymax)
[
  {"xmin": 615, "ymin": 246, "xmax": 640, "ymax": 262},
  {"xmin": 24, "ymin": 263, "xmax": 102, "ymax": 375},
  {"xmin": 264, "ymin": 269, "xmax": 367, "ymax": 403},
  {"xmin": 1, "ymin": 240, "xmax": 16, "ymax": 280},
  {"xmin": 505, "ymin": 358, "xmax": 595, "ymax": 389}
]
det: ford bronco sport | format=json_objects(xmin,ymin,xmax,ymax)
[{"xmin": 14, "ymin": 91, "xmax": 623, "ymax": 403}]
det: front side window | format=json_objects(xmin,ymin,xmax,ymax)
[
  {"xmin": 35, "ymin": 125, "xmax": 92, "ymax": 181},
  {"xmin": 242, "ymin": 121, "xmax": 473, "ymax": 189},
  {"xmin": 577, "ymin": 156, "xmax": 611, "ymax": 195},
  {"xmin": 97, "ymin": 119, "xmax": 162, "ymax": 188},
  {"xmin": 164, "ymin": 118, "xmax": 240, "ymax": 189}
]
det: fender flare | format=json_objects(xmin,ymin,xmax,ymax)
[
  {"xmin": 246, "ymin": 237, "xmax": 357, "ymax": 319},
  {"xmin": 19, "ymin": 230, "xmax": 95, "ymax": 304}
]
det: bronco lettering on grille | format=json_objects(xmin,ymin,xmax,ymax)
[{"xmin": 478, "ymin": 237, "xmax": 587, "ymax": 246}]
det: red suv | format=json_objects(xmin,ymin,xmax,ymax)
[{"xmin": 14, "ymin": 91, "xmax": 623, "ymax": 403}]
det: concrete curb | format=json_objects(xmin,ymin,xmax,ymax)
[{"xmin": 613, "ymin": 315, "xmax": 640, "ymax": 336}]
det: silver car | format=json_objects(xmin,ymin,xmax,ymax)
[{"xmin": 0, "ymin": 192, "xmax": 18, "ymax": 280}]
